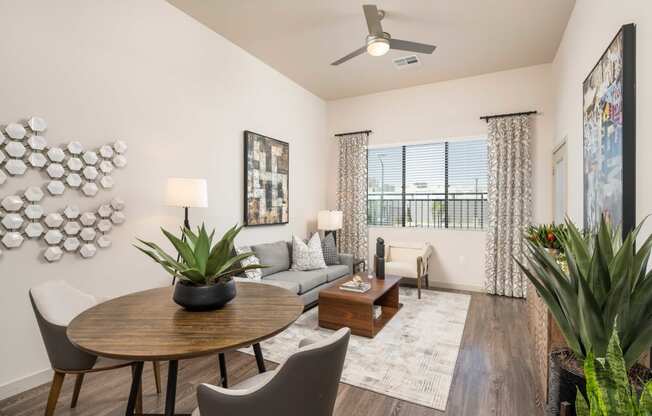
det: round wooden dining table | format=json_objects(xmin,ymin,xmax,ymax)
[{"xmin": 67, "ymin": 282, "xmax": 303, "ymax": 416}]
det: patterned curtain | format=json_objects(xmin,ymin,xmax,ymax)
[
  {"xmin": 485, "ymin": 115, "xmax": 532, "ymax": 298},
  {"xmin": 337, "ymin": 132, "xmax": 369, "ymax": 261}
]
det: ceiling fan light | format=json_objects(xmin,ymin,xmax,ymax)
[{"xmin": 367, "ymin": 38, "xmax": 390, "ymax": 56}]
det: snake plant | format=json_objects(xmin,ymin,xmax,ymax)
[
  {"xmin": 517, "ymin": 216, "xmax": 652, "ymax": 368},
  {"xmin": 135, "ymin": 223, "xmax": 264, "ymax": 286},
  {"xmin": 575, "ymin": 326, "xmax": 652, "ymax": 415}
]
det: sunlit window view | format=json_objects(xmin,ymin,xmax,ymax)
[{"xmin": 367, "ymin": 139, "xmax": 488, "ymax": 229}]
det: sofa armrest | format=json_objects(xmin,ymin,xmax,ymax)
[{"xmin": 339, "ymin": 253, "xmax": 354, "ymax": 274}]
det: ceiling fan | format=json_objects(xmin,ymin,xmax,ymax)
[{"xmin": 331, "ymin": 4, "xmax": 436, "ymax": 66}]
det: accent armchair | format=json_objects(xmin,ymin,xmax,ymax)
[
  {"xmin": 29, "ymin": 280, "xmax": 160, "ymax": 416},
  {"xmin": 384, "ymin": 242, "xmax": 434, "ymax": 299},
  {"xmin": 192, "ymin": 327, "xmax": 351, "ymax": 416}
]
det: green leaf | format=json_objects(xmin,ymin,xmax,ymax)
[
  {"xmin": 193, "ymin": 224, "xmax": 211, "ymax": 275},
  {"xmin": 160, "ymin": 228, "xmax": 196, "ymax": 268},
  {"xmin": 575, "ymin": 387, "xmax": 591, "ymax": 416},
  {"xmin": 639, "ymin": 382, "xmax": 652, "ymax": 414}
]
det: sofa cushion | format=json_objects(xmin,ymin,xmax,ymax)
[
  {"xmin": 265, "ymin": 270, "xmax": 328, "ymax": 294},
  {"xmin": 291, "ymin": 233, "xmax": 326, "ymax": 271},
  {"xmin": 251, "ymin": 241, "xmax": 290, "ymax": 277},
  {"xmin": 321, "ymin": 233, "xmax": 340, "ymax": 265},
  {"xmin": 325, "ymin": 265, "xmax": 350, "ymax": 282}
]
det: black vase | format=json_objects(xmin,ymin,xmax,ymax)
[{"xmin": 173, "ymin": 279, "xmax": 237, "ymax": 311}]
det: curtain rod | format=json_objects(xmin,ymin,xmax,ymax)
[
  {"xmin": 480, "ymin": 111, "xmax": 538, "ymax": 123},
  {"xmin": 334, "ymin": 129, "xmax": 372, "ymax": 137}
]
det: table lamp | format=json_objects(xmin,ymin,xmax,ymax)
[
  {"xmin": 318, "ymin": 210, "xmax": 343, "ymax": 244},
  {"xmin": 165, "ymin": 178, "xmax": 208, "ymax": 283}
]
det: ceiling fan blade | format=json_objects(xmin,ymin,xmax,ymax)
[
  {"xmin": 331, "ymin": 46, "xmax": 367, "ymax": 66},
  {"xmin": 363, "ymin": 4, "xmax": 383, "ymax": 35},
  {"xmin": 389, "ymin": 39, "xmax": 436, "ymax": 54}
]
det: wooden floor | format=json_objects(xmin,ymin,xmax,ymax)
[{"xmin": 0, "ymin": 292, "xmax": 541, "ymax": 416}]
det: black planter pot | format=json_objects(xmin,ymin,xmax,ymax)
[
  {"xmin": 173, "ymin": 279, "xmax": 236, "ymax": 311},
  {"xmin": 547, "ymin": 349, "xmax": 586, "ymax": 416}
]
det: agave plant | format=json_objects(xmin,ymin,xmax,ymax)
[
  {"xmin": 575, "ymin": 326, "xmax": 652, "ymax": 415},
  {"xmin": 135, "ymin": 224, "xmax": 264, "ymax": 286},
  {"xmin": 517, "ymin": 216, "xmax": 652, "ymax": 368}
]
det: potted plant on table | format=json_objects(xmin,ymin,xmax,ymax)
[
  {"xmin": 135, "ymin": 224, "xmax": 264, "ymax": 311},
  {"xmin": 517, "ymin": 216, "xmax": 652, "ymax": 414}
]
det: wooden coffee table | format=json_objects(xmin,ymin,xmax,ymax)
[{"xmin": 318, "ymin": 273, "xmax": 402, "ymax": 338}]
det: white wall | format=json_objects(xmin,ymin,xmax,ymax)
[
  {"xmin": 0, "ymin": 0, "xmax": 328, "ymax": 397},
  {"xmin": 552, "ymin": 0, "xmax": 652, "ymax": 234},
  {"xmin": 327, "ymin": 64, "xmax": 555, "ymax": 291}
]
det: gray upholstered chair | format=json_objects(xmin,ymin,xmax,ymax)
[
  {"xmin": 193, "ymin": 327, "xmax": 351, "ymax": 416},
  {"xmin": 29, "ymin": 280, "xmax": 160, "ymax": 416}
]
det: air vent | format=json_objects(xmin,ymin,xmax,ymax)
[{"xmin": 393, "ymin": 55, "xmax": 421, "ymax": 69}]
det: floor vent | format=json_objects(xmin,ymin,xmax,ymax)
[{"xmin": 393, "ymin": 55, "xmax": 421, "ymax": 69}]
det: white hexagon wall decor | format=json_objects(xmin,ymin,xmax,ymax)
[
  {"xmin": 97, "ymin": 219, "xmax": 112, "ymax": 233},
  {"xmin": 44, "ymin": 213, "xmax": 64, "ymax": 228},
  {"xmin": 80, "ymin": 243, "xmax": 97, "ymax": 259},
  {"xmin": 47, "ymin": 180, "xmax": 65, "ymax": 195},
  {"xmin": 2, "ymin": 195, "xmax": 23, "ymax": 211},
  {"xmin": 25, "ymin": 222, "xmax": 45, "ymax": 238},
  {"xmin": 65, "ymin": 173, "xmax": 82, "ymax": 188},
  {"xmin": 0, "ymin": 117, "xmax": 127, "ymax": 262},
  {"xmin": 24, "ymin": 186, "xmax": 44, "ymax": 202},
  {"xmin": 47, "ymin": 163, "xmax": 65, "ymax": 179},
  {"xmin": 44, "ymin": 246, "xmax": 63, "ymax": 262},
  {"xmin": 67, "ymin": 141, "xmax": 83, "ymax": 155},
  {"xmin": 82, "ymin": 151, "xmax": 98, "ymax": 165},
  {"xmin": 82, "ymin": 182, "xmax": 99, "ymax": 197},
  {"xmin": 64, "ymin": 221, "xmax": 81, "ymax": 236},
  {"xmin": 46, "ymin": 147, "xmax": 65, "ymax": 162},
  {"xmin": 80, "ymin": 227, "xmax": 96, "ymax": 242},
  {"xmin": 27, "ymin": 135, "xmax": 47, "ymax": 150},
  {"xmin": 63, "ymin": 237, "xmax": 80, "ymax": 252},
  {"xmin": 67, "ymin": 157, "xmax": 83, "ymax": 172},
  {"xmin": 2, "ymin": 213, "xmax": 24, "ymax": 230},
  {"xmin": 2, "ymin": 232, "xmax": 24, "ymax": 248},
  {"xmin": 97, "ymin": 235, "xmax": 112, "ymax": 248},
  {"xmin": 80, "ymin": 212, "xmax": 96, "ymax": 226},
  {"xmin": 44, "ymin": 229, "xmax": 64, "ymax": 245},
  {"xmin": 24, "ymin": 205, "xmax": 44, "ymax": 220},
  {"xmin": 28, "ymin": 117, "xmax": 47, "ymax": 132},
  {"xmin": 28, "ymin": 152, "xmax": 47, "ymax": 168},
  {"xmin": 5, "ymin": 141, "xmax": 26, "ymax": 158},
  {"xmin": 5, "ymin": 123, "xmax": 26, "ymax": 140},
  {"xmin": 5, "ymin": 159, "xmax": 27, "ymax": 176}
]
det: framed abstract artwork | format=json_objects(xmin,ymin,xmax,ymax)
[
  {"xmin": 243, "ymin": 130, "xmax": 289, "ymax": 226},
  {"xmin": 583, "ymin": 23, "xmax": 636, "ymax": 236}
]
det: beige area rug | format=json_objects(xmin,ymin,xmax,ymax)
[{"xmin": 240, "ymin": 287, "xmax": 471, "ymax": 410}]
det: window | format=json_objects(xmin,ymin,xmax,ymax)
[{"xmin": 367, "ymin": 138, "xmax": 488, "ymax": 229}]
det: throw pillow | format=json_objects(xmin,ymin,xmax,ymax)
[
  {"xmin": 291, "ymin": 233, "xmax": 327, "ymax": 271},
  {"xmin": 321, "ymin": 233, "xmax": 340, "ymax": 265},
  {"xmin": 234, "ymin": 245, "xmax": 262, "ymax": 280}
]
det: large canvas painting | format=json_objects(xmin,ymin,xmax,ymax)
[
  {"xmin": 244, "ymin": 131, "xmax": 289, "ymax": 226},
  {"xmin": 583, "ymin": 24, "xmax": 636, "ymax": 235}
]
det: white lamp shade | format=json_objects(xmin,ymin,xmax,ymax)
[
  {"xmin": 318, "ymin": 210, "xmax": 343, "ymax": 231},
  {"xmin": 165, "ymin": 178, "xmax": 208, "ymax": 208}
]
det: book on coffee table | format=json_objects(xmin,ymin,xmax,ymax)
[{"xmin": 339, "ymin": 280, "xmax": 371, "ymax": 293}]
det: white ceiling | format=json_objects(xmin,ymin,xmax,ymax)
[{"xmin": 167, "ymin": 0, "xmax": 575, "ymax": 100}]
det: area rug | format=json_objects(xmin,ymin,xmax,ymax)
[{"xmin": 240, "ymin": 287, "xmax": 471, "ymax": 410}]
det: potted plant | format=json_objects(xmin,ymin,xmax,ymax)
[
  {"xmin": 575, "ymin": 326, "xmax": 652, "ymax": 415},
  {"xmin": 135, "ymin": 224, "xmax": 264, "ymax": 311},
  {"xmin": 517, "ymin": 216, "xmax": 652, "ymax": 413}
]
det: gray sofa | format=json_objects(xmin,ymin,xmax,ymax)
[{"xmin": 236, "ymin": 241, "xmax": 353, "ymax": 307}]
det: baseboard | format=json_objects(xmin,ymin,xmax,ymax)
[
  {"xmin": 427, "ymin": 280, "xmax": 484, "ymax": 293},
  {"xmin": 0, "ymin": 368, "xmax": 52, "ymax": 401}
]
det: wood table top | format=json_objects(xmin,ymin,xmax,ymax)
[
  {"xmin": 320, "ymin": 272, "xmax": 402, "ymax": 304},
  {"xmin": 67, "ymin": 282, "xmax": 303, "ymax": 361}
]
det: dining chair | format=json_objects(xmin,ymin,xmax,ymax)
[
  {"xmin": 384, "ymin": 242, "xmax": 433, "ymax": 299},
  {"xmin": 193, "ymin": 327, "xmax": 351, "ymax": 416},
  {"xmin": 29, "ymin": 280, "xmax": 160, "ymax": 416}
]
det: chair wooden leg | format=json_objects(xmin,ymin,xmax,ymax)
[
  {"xmin": 137, "ymin": 380, "xmax": 143, "ymax": 414},
  {"xmin": 45, "ymin": 371, "xmax": 65, "ymax": 416},
  {"xmin": 70, "ymin": 373, "xmax": 85, "ymax": 408},
  {"xmin": 152, "ymin": 361, "xmax": 162, "ymax": 394},
  {"xmin": 417, "ymin": 275, "xmax": 422, "ymax": 299},
  {"xmin": 425, "ymin": 273, "xmax": 429, "ymax": 289}
]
